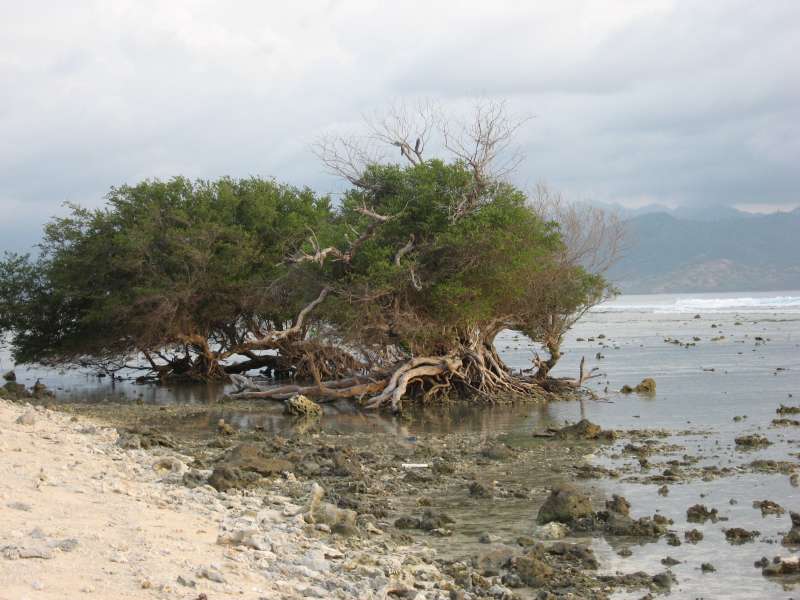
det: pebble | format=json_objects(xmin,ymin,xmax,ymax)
[
  {"xmin": 15, "ymin": 410, "xmax": 36, "ymax": 426},
  {"xmin": 198, "ymin": 566, "xmax": 226, "ymax": 583}
]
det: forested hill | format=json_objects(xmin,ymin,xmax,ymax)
[{"xmin": 608, "ymin": 208, "xmax": 800, "ymax": 293}]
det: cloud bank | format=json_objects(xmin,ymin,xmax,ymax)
[{"xmin": 1, "ymin": 0, "xmax": 798, "ymax": 251}]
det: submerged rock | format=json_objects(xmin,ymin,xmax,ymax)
[
  {"xmin": 620, "ymin": 378, "xmax": 656, "ymax": 394},
  {"xmin": 536, "ymin": 485, "xmax": 593, "ymax": 524},
  {"xmin": 735, "ymin": 434, "xmax": 772, "ymax": 448}
]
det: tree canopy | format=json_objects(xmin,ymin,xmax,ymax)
[{"xmin": 0, "ymin": 104, "xmax": 620, "ymax": 409}]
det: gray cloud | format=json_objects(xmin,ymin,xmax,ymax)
[{"xmin": 1, "ymin": 0, "xmax": 798, "ymax": 253}]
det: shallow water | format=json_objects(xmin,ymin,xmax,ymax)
[{"xmin": 3, "ymin": 290, "xmax": 800, "ymax": 598}]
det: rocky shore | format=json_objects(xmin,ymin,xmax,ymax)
[
  {"xmin": 0, "ymin": 398, "xmax": 465, "ymax": 599},
  {"xmin": 4, "ymin": 369, "xmax": 800, "ymax": 599},
  {"xmin": 2, "ymin": 392, "xmax": 687, "ymax": 600}
]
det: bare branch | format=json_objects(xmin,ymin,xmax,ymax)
[
  {"xmin": 530, "ymin": 183, "xmax": 627, "ymax": 275},
  {"xmin": 441, "ymin": 99, "xmax": 530, "ymax": 189},
  {"xmin": 393, "ymin": 235, "xmax": 415, "ymax": 266},
  {"xmin": 364, "ymin": 100, "xmax": 438, "ymax": 166},
  {"xmin": 238, "ymin": 286, "xmax": 330, "ymax": 351}
]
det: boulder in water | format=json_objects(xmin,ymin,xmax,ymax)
[
  {"xmin": 537, "ymin": 484, "xmax": 593, "ymax": 524},
  {"xmin": 284, "ymin": 394, "xmax": 322, "ymax": 418}
]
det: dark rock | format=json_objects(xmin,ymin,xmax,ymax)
[
  {"xmin": 419, "ymin": 509, "xmax": 454, "ymax": 531},
  {"xmin": 687, "ymin": 504, "xmax": 718, "ymax": 523},
  {"xmin": 605, "ymin": 494, "xmax": 631, "ymax": 516},
  {"xmin": 2, "ymin": 381, "xmax": 31, "ymax": 400},
  {"xmin": 724, "ymin": 528, "xmax": 759, "ymax": 544},
  {"xmin": 684, "ymin": 529, "xmax": 703, "ymax": 543},
  {"xmin": 753, "ymin": 499, "xmax": 784, "ymax": 516},
  {"xmin": 469, "ymin": 480, "xmax": 494, "ymax": 498},
  {"xmin": 474, "ymin": 545, "xmax": 515, "ymax": 576},
  {"xmin": 762, "ymin": 557, "xmax": 800, "ymax": 576},
  {"xmin": 431, "ymin": 459, "xmax": 455, "ymax": 475},
  {"xmin": 393, "ymin": 516, "xmax": 421, "ymax": 530},
  {"xmin": 208, "ymin": 466, "xmax": 254, "ymax": 492},
  {"xmin": 781, "ymin": 515, "xmax": 800, "ymax": 546},
  {"xmin": 2, "ymin": 370, "xmax": 16, "ymax": 382},
  {"xmin": 652, "ymin": 572, "xmax": 674, "ymax": 591},
  {"xmin": 734, "ymin": 434, "xmax": 772, "ymax": 448},
  {"xmin": 661, "ymin": 556, "xmax": 681, "ymax": 566},
  {"xmin": 182, "ymin": 470, "xmax": 206, "ymax": 489},
  {"xmin": 481, "ymin": 443, "xmax": 514, "ymax": 460},
  {"xmin": 220, "ymin": 443, "xmax": 293, "ymax": 477},
  {"xmin": 514, "ymin": 552, "xmax": 553, "ymax": 587},
  {"xmin": 772, "ymin": 418, "xmax": 800, "ymax": 427},
  {"xmin": 332, "ymin": 451, "xmax": 363, "ymax": 478},
  {"xmin": 701, "ymin": 562, "xmax": 716, "ymax": 573},
  {"xmin": 536, "ymin": 484, "xmax": 593, "ymax": 524},
  {"xmin": 551, "ymin": 419, "xmax": 616, "ymax": 441}
]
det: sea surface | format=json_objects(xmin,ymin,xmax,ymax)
[{"xmin": 3, "ymin": 290, "xmax": 800, "ymax": 598}]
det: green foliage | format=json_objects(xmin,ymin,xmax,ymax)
[
  {"xmin": 0, "ymin": 177, "xmax": 332, "ymax": 364},
  {"xmin": 0, "ymin": 162, "xmax": 611, "ymax": 377},
  {"xmin": 319, "ymin": 160, "xmax": 606, "ymax": 356}
]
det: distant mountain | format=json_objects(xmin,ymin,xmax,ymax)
[{"xmin": 609, "ymin": 209, "xmax": 800, "ymax": 293}]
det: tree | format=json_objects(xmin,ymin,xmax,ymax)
[
  {"xmin": 0, "ymin": 177, "xmax": 335, "ymax": 380},
  {"xmin": 1, "ymin": 102, "xmax": 622, "ymax": 410},
  {"xmin": 231, "ymin": 101, "xmax": 620, "ymax": 409},
  {"xmin": 527, "ymin": 184, "xmax": 624, "ymax": 382}
]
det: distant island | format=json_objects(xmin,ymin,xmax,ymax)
[{"xmin": 608, "ymin": 206, "xmax": 800, "ymax": 293}]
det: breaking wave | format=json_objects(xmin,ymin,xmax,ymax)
[{"xmin": 594, "ymin": 295, "xmax": 800, "ymax": 314}]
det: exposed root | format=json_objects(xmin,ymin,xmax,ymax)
[{"xmin": 229, "ymin": 344, "xmax": 554, "ymax": 412}]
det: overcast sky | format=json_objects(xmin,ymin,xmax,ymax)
[{"xmin": 1, "ymin": 0, "xmax": 798, "ymax": 252}]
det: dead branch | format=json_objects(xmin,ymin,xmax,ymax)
[
  {"xmin": 394, "ymin": 235, "xmax": 415, "ymax": 266},
  {"xmin": 236, "ymin": 287, "xmax": 330, "ymax": 352},
  {"xmin": 530, "ymin": 183, "xmax": 627, "ymax": 275},
  {"xmin": 569, "ymin": 356, "xmax": 602, "ymax": 387},
  {"xmin": 441, "ymin": 100, "xmax": 529, "ymax": 200}
]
